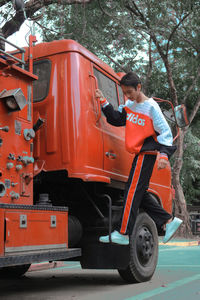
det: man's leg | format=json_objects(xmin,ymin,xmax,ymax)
[
  {"xmin": 140, "ymin": 192, "xmax": 183, "ymax": 244},
  {"xmin": 99, "ymin": 154, "xmax": 146, "ymax": 245},
  {"xmin": 119, "ymin": 154, "xmax": 157, "ymax": 235},
  {"xmin": 99, "ymin": 154, "xmax": 157, "ymax": 244},
  {"xmin": 140, "ymin": 191, "xmax": 172, "ymax": 228}
]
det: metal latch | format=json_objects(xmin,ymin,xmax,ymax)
[
  {"xmin": 105, "ymin": 152, "xmax": 116, "ymax": 159},
  {"xmin": 51, "ymin": 215, "xmax": 57, "ymax": 228},
  {"xmin": 20, "ymin": 214, "xmax": 27, "ymax": 228}
]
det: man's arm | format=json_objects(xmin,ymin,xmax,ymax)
[
  {"xmin": 95, "ymin": 89, "xmax": 126, "ymax": 127},
  {"xmin": 150, "ymin": 101, "xmax": 176, "ymax": 169}
]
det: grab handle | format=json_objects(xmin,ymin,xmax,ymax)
[{"xmin": 89, "ymin": 73, "xmax": 101, "ymax": 122}]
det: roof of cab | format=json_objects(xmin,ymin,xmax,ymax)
[{"xmin": 31, "ymin": 39, "xmax": 121, "ymax": 80}]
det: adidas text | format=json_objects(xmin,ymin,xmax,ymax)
[{"xmin": 127, "ymin": 113, "xmax": 145, "ymax": 126}]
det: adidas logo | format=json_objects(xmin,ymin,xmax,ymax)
[{"xmin": 127, "ymin": 113, "xmax": 145, "ymax": 126}]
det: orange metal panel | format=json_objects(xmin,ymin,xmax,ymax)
[
  {"xmin": 4, "ymin": 209, "xmax": 68, "ymax": 253},
  {"xmin": 24, "ymin": 40, "xmax": 119, "ymax": 82},
  {"xmin": 0, "ymin": 61, "xmax": 34, "ymax": 206}
]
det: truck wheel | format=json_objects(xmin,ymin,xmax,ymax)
[
  {"xmin": 0, "ymin": 264, "xmax": 31, "ymax": 278},
  {"xmin": 118, "ymin": 212, "xmax": 158, "ymax": 283}
]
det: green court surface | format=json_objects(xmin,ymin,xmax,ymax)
[{"xmin": 125, "ymin": 239, "xmax": 200, "ymax": 300}]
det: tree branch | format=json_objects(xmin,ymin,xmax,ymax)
[
  {"xmin": 176, "ymin": 33, "xmax": 199, "ymax": 54},
  {"xmin": 35, "ymin": 20, "xmax": 60, "ymax": 35},
  {"xmin": 1, "ymin": 0, "xmax": 94, "ymax": 38},
  {"xmin": 95, "ymin": 42, "xmax": 129, "ymax": 72},
  {"xmin": 124, "ymin": 0, "xmax": 144, "ymax": 20},
  {"xmin": 97, "ymin": 0, "xmax": 115, "ymax": 18},
  {"xmin": 124, "ymin": 1, "xmax": 166, "ymax": 59},
  {"xmin": 2, "ymin": 11, "xmax": 25, "ymax": 38},
  {"xmin": 143, "ymin": 37, "xmax": 152, "ymax": 94},
  {"xmin": 166, "ymin": 12, "xmax": 191, "ymax": 54},
  {"xmin": 0, "ymin": 1, "xmax": 8, "ymax": 7},
  {"xmin": 102, "ymin": 51, "xmax": 129, "ymax": 73}
]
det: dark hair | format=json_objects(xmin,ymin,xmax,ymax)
[{"xmin": 120, "ymin": 72, "xmax": 141, "ymax": 89}]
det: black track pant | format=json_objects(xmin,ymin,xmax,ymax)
[{"xmin": 118, "ymin": 153, "xmax": 172, "ymax": 235}]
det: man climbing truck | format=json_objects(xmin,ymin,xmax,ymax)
[
  {"xmin": 95, "ymin": 72, "xmax": 183, "ymax": 246},
  {"xmin": 0, "ymin": 35, "xmax": 188, "ymax": 283}
]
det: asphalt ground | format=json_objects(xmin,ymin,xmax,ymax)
[{"xmin": 0, "ymin": 238, "xmax": 200, "ymax": 300}]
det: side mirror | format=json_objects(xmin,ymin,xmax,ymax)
[{"xmin": 174, "ymin": 104, "xmax": 189, "ymax": 128}]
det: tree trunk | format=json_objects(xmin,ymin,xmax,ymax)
[
  {"xmin": 143, "ymin": 37, "xmax": 152, "ymax": 95},
  {"xmin": 172, "ymin": 128, "xmax": 193, "ymax": 237},
  {"xmin": 163, "ymin": 59, "xmax": 178, "ymax": 106}
]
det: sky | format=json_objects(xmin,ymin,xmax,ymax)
[{"xmin": 6, "ymin": 21, "xmax": 41, "ymax": 51}]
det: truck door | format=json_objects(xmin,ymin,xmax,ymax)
[{"xmin": 93, "ymin": 67, "xmax": 132, "ymax": 182}]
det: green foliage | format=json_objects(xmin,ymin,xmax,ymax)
[
  {"xmin": 181, "ymin": 129, "xmax": 200, "ymax": 205},
  {"xmin": 38, "ymin": 1, "xmax": 199, "ymax": 98},
  {"xmin": 39, "ymin": 0, "xmax": 146, "ymax": 72}
]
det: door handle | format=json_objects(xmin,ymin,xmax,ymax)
[{"xmin": 105, "ymin": 152, "xmax": 116, "ymax": 159}]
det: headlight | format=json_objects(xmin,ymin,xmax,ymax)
[
  {"xmin": 5, "ymin": 97, "xmax": 19, "ymax": 110},
  {"xmin": 0, "ymin": 88, "xmax": 27, "ymax": 112}
]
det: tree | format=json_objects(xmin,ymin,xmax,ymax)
[
  {"xmin": 181, "ymin": 129, "xmax": 200, "ymax": 206},
  {"xmin": 0, "ymin": 0, "xmax": 94, "ymax": 39}
]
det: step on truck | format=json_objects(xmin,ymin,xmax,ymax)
[{"xmin": 0, "ymin": 35, "xmax": 188, "ymax": 283}]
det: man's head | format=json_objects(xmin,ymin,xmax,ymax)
[
  {"xmin": 120, "ymin": 72, "xmax": 141, "ymax": 89},
  {"xmin": 120, "ymin": 72, "xmax": 142, "ymax": 101}
]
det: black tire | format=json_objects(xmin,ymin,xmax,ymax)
[
  {"xmin": 118, "ymin": 212, "xmax": 158, "ymax": 283},
  {"xmin": 68, "ymin": 215, "xmax": 83, "ymax": 247},
  {"xmin": 0, "ymin": 264, "xmax": 31, "ymax": 279}
]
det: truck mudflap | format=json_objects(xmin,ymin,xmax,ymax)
[{"xmin": 80, "ymin": 243, "xmax": 130, "ymax": 270}]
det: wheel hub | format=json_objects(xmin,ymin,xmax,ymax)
[{"xmin": 136, "ymin": 226, "xmax": 154, "ymax": 265}]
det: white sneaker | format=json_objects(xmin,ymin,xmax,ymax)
[
  {"xmin": 99, "ymin": 230, "xmax": 129, "ymax": 245},
  {"xmin": 163, "ymin": 217, "xmax": 183, "ymax": 244}
]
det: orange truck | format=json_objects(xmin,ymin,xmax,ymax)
[{"xmin": 0, "ymin": 36, "xmax": 187, "ymax": 282}]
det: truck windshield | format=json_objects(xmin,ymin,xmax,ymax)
[{"xmin": 32, "ymin": 60, "xmax": 51, "ymax": 102}]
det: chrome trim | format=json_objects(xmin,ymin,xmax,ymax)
[{"xmin": 5, "ymin": 243, "xmax": 67, "ymax": 253}]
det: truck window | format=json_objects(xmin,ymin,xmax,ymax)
[
  {"xmin": 93, "ymin": 68, "xmax": 119, "ymax": 110},
  {"xmin": 118, "ymin": 85, "xmax": 124, "ymax": 105},
  {"xmin": 32, "ymin": 60, "xmax": 51, "ymax": 102}
]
